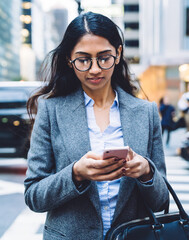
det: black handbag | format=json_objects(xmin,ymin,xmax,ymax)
[{"xmin": 105, "ymin": 178, "xmax": 189, "ymax": 240}]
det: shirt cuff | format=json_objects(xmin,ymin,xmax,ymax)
[
  {"xmin": 72, "ymin": 173, "xmax": 90, "ymax": 192},
  {"xmin": 139, "ymin": 177, "xmax": 154, "ymax": 185},
  {"xmin": 138, "ymin": 163, "xmax": 154, "ymax": 185}
]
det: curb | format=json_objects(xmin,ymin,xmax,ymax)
[
  {"xmin": 0, "ymin": 159, "xmax": 27, "ymax": 175},
  {"xmin": 0, "ymin": 165, "xmax": 27, "ymax": 175}
]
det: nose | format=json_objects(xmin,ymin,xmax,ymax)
[{"xmin": 89, "ymin": 59, "xmax": 101, "ymax": 74}]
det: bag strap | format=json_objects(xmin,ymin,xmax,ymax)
[
  {"xmin": 140, "ymin": 177, "xmax": 189, "ymax": 227},
  {"xmin": 163, "ymin": 177, "xmax": 189, "ymax": 220}
]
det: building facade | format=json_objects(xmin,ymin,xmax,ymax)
[
  {"xmin": 113, "ymin": 0, "xmax": 189, "ymax": 104},
  {"xmin": 123, "ymin": 0, "xmax": 139, "ymax": 64},
  {"xmin": 138, "ymin": 0, "xmax": 189, "ymax": 104},
  {"xmin": 20, "ymin": 0, "xmax": 45, "ymax": 81},
  {"xmin": 0, "ymin": 0, "xmax": 21, "ymax": 81},
  {"xmin": 44, "ymin": 8, "xmax": 68, "ymax": 54}
]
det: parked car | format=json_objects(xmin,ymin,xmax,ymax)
[{"xmin": 0, "ymin": 81, "xmax": 41, "ymax": 158}]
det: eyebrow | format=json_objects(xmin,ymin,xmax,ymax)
[{"xmin": 75, "ymin": 50, "xmax": 112, "ymax": 55}]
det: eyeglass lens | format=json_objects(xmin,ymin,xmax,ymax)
[{"xmin": 74, "ymin": 55, "xmax": 115, "ymax": 71}]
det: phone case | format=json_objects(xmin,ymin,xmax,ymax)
[{"xmin": 103, "ymin": 146, "xmax": 129, "ymax": 160}]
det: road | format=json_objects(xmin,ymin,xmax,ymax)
[
  {"xmin": 0, "ymin": 129, "xmax": 189, "ymax": 239},
  {"xmin": 0, "ymin": 164, "xmax": 45, "ymax": 240}
]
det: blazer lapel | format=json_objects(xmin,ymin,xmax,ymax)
[
  {"xmin": 56, "ymin": 88, "xmax": 101, "ymax": 218},
  {"xmin": 56, "ymin": 88, "xmax": 90, "ymax": 161}
]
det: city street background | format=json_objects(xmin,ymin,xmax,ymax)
[
  {"xmin": 0, "ymin": 0, "xmax": 189, "ymax": 239},
  {"xmin": 0, "ymin": 129, "xmax": 189, "ymax": 240}
]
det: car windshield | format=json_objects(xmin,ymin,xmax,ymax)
[
  {"xmin": 0, "ymin": 90, "xmax": 28, "ymax": 102},
  {"xmin": 0, "ymin": 86, "xmax": 39, "ymax": 109}
]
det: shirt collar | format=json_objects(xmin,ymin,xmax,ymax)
[{"xmin": 83, "ymin": 90, "xmax": 119, "ymax": 108}]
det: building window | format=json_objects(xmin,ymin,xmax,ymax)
[
  {"xmin": 186, "ymin": 7, "xmax": 189, "ymax": 36},
  {"xmin": 22, "ymin": 2, "xmax": 32, "ymax": 9},
  {"xmin": 124, "ymin": 22, "xmax": 139, "ymax": 30},
  {"xmin": 125, "ymin": 40, "xmax": 139, "ymax": 47},
  {"xmin": 127, "ymin": 57, "xmax": 140, "ymax": 64},
  {"xmin": 124, "ymin": 4, "xmax": 139, "ymax": 12}
]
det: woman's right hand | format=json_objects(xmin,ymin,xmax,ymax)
[{"xmin": 73, "ymin": 151, "xmax": 126, "ymax": 182}]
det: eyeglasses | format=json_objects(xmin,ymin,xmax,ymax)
[{"xmin": 69, "ymin": 54, "xmax": 117, "ymax": 72}]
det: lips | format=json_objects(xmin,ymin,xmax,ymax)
[{"xmin": 87, "ymin": 77, "xmax": 104, "ymax": 84}]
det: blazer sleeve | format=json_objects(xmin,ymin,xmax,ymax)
[
  {"xmin": 24, "ymin": 99, "xmax": 91, "ymax": 213},
  {"xmin": 136, "ymin": 102, "xmax": 169, "ymax": 212}
]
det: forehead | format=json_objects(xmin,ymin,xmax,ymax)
[{"xmin": 71, "ymin": 34, "xmax": 115, "ymax": 55}]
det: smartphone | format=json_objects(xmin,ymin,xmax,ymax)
[{"xmin": 103, "ymin": 146, "xmax": 129, "ymax": 160}]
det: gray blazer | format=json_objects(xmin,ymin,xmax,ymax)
[{"xmin": 24, "ymin": 86, "xmax": 169, "ymax": 240}]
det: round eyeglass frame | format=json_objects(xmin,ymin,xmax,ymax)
[{"xmin": 69, "ymin": 55, "xmax": 118, "ymax": 72}]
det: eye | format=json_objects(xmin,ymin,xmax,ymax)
[
  {"xmin": 77, "ymin": 57, "xmax": 90, "ymax": 65},
  {"xmin": 98, "ymin": 55, "xmax": 111, "ymax": 63}
]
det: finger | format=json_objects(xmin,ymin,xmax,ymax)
[
  {"xmin": 97, "ymin": 159, "xmax": 126, "ymax": 174},
  {"xmin": 95, "ymin": 167, "xmax": 125, "ymax": 181},
  {"xmin": 90, "ymin": 157, "xmax": 124, "ymax": 169},
  {"xmin": 126, "ymin": 147, "xmax": 135, "ymax": 161},
  {"xmin": 85, "ymin": 151, "xmax": 101, "ymax": 160},
  {"xmin": 125, "ymin": 158, "xmax": 140, "ymax": 168}
]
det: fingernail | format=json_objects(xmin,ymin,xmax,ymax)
[
  {"xmin": 122, "ymin": 168, "xmax": 126, "ymax": 172},
  {"xmin": 123, "ymin": 159, "xmax": 126, "ymax": 163},
  {"xmin": 114, "ymin": 157, "xmax": 119, "ymax": 161}
]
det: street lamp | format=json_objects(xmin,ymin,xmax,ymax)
[{"xmin": 75, "ymin": 0, "xmax": 84, "ymax": 15}]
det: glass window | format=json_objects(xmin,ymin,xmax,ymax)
[
  {"xmin": 124, "ymin": 22, "xmax": 139, "ymax": 30},
  {"xmin": 125, "ymin": 40, "xmax": 139, "ymax": 47},
  {"xmin": 124, "ymin": 4, "xmax": 139, "ymax": 12},
  {"xmin": 0, "ymin": 90, "xmax": 27, "ymax": 102},
  {"xmin": 186, "ymin": 7, "xmax": 189, "ymax": 36},
  {"xmin": 127, "ymin": 57, "xmax": 140, "ymax": 64}
]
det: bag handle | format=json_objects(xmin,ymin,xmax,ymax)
[
  {"xmin": 163, "ymin": 177, "xmax": 189, "ymax": 220},
  {"xmin": 141, "ymin": 177, "xmax": 189, "ymax": 228}
]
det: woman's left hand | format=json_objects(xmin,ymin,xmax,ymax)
[{"xmin": 123, "ymin": 148, "xmax": 153, "ymax": 182}]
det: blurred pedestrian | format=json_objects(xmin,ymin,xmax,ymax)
[
  {"xmin": 178, "ymin": 90, "xmax": 189, "ymax": 131},
  {"xmin": 24, "ymin": 12, "xmax": 169, "ymax": 240},
  {"xmin": 159, "ymin": 96, "xmax": 175, "ymax": 146}
]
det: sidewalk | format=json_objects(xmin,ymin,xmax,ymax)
[{"xmin": 162, "ymin": 128, "xmax": 187, "ymax": 157}]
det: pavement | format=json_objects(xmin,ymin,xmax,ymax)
[
  {"xmin": 163, "ymin": 128, "xmax": 187, "ymax": 156},
  {"xmin": 0, "ymin": 128, "xmax": 188, "ymax": 175}
]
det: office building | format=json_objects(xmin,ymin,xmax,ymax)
[
  {"xmin": 138, "ymin": 0, "xmax": 189, "ymax": 103},
  {"xmin": 123, "ymin": 0, "xmax": 139, "ymax": 64},
  {"xmin": 0, "ymin": 0, "xmax": 21, "ymax": 81},
  {"xmin": 20, "ymin": 0, "xmax": 45, "ymax": 81},
  {"xmin": 44, "ymin": 8, "xmax": 68, "ymax": 54}
]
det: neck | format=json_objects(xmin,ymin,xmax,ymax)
[{"xmin": 84, "ymin": 86, "xmax": 115, "ymax": 108}]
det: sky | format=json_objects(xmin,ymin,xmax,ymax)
[{"xmin": 38, "ymin": 0, "xmax": 113, "ymax": 23}]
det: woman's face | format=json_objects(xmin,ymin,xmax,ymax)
[{"xmin": 69, "ymin": 34, "xmax": 122, "ymax": 95}]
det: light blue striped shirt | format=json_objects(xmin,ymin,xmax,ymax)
[{"xmin": 84, "ymin": 91, "xmax": 124, "ymax": 238}]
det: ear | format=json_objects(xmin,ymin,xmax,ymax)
[
  {"xmin": 115, "ymin": 45, "xmax": 122, "ymax": 65},
  {"xmin": 67, "ymin": 57, "xmax": 72, "ymax": 68}
]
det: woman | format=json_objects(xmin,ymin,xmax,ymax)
[{"xmin": 24, "ymin": 12, "xmax": 169, "ymax": 240}]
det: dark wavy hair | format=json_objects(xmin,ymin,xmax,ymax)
[{"xmin": 27, "ymin": 11, "xmax": 136, "ymax": 122}]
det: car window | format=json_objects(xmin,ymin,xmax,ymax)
[
  {"xmin": 0, "ymin": 90, "xmax": 28, "ymax": 102},
  {"xmin": 0, "ymin": 86, "xmax": 39, "ymax": 102}
]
